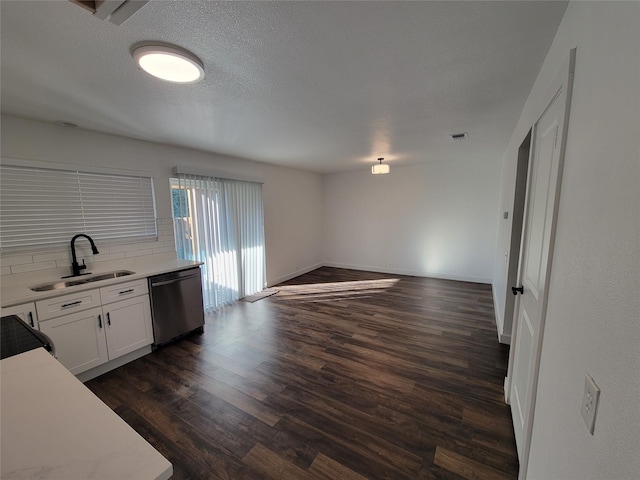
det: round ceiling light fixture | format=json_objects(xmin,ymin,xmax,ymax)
[{"xmin": 132, "ymin": 44, "xmax": 204, "ymax": 84}]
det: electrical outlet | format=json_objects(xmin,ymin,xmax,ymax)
[{"xmin": 581, "ymin": 374, "xmax": 600, "ymax": 435}]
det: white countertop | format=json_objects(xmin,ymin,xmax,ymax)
[
  {"xmin": 1, "ymin": 254, "xmax": 202, "ymax": 307},
  {"xmin": 0, "ymin": 348, "xmax": 172, "ymax": 480}
]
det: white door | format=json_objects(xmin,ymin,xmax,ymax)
[{"xmin": 508, "ymin": 49, "xmax": 575, "ymax": 479}]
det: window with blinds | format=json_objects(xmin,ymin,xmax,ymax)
[
  {"xmin": 171, "ymin": 173, "xmax": 266, "ymax": 311},
  {"xmin": 0, "ymin": 164, "xmax": 157, "ymax": 252}
]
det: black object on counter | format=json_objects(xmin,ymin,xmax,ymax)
[{"xmin": 1, "ymin": 315, "xmax": 55, "ymax": 360}]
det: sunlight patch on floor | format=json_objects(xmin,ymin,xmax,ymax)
[{"xmin": 275, "ymin": 278, "xmax": 400, "ymax": 302}]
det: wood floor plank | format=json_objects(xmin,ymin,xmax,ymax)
[
  {"xmin": 113, "ymin": 405, "xmax": 217, "ymax": 480},
  {"xmin": 96, "ymin": 377, "xmax": 266, "ymax": 480},
  {"xmin": 181, "ymin": 361, "xmax": 284, "ymax": 427},
  {"xmin": 307, "ymin": 452, "xmax": 370, "ymax": 480},
  {"xmin": 434, "ymin": 446, "xmax": 515, "ymax": 480},
  {"xmin": 86, "ymin": 267, "xmax": 519, "ymax": 479},
  {"xmin": 281, "ymin": 414, "xmax": 419, "ymax": 480},
  {"xmin": 242, "ymin": 444, "xmax": 319, "ymax": 480},
  {"xmin": 186, "ymin": 387, "xmax": 320, "ymax": 471}
]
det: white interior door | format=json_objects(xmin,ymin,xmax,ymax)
[{"xmin": 508, "ymin": 49, "xmax": 575, "ymax": 479}]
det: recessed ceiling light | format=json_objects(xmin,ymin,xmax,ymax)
[{"xmin": 132, "ymin": 44, "xmax": 204, "ymax": 84}]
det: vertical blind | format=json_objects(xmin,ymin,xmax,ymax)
[
  {"xmin": 172, "ymin": 173, "xmax": 266, "ymax": 312},
  {"xmin": 0, "ymin": 164, "xmax": 157, "ymax": 252}
]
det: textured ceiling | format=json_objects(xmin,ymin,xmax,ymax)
[{"xmin": 0, "ymin": 1, "xmax": 568, "ymax": 173}]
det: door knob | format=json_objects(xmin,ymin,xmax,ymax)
[{"xmin": 512, "ymin": 286, "xmax": 524, "ymax": 295}]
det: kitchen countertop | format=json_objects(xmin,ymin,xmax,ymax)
[
  {"xmin": 1, "ymin": 254, "xmax": 202, "ymax": 307},
  {"xmin": 0, "ymin": 348, "xmax": 172, "ymax": 480}
]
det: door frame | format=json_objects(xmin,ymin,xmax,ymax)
[
  {"xmin": 505, "ymin": 48, "xmax": 576, "ymax": 479},
  {"xmin": 502, "ymin": 129, "xmax": 532, "ymax": 347}
]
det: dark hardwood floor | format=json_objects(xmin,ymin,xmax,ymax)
[{"xmin": 86, "ymin": 267, "xmax": 519, "ymax": 479}]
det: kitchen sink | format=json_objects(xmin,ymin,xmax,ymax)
[{"xmin": 30, "ymin": 270, "xmax": 135, "ymax": 292}]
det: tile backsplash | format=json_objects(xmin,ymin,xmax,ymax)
[{"xmin": 0, "ymin": 218, "xmax": 176, "ymax": 277}]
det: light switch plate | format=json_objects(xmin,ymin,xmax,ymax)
[{"xmin": 581, "ymin": 374, "xmax": 600, "ymax": 435}]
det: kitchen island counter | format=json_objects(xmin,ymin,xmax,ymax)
[{"xmin": 0, "ymin": 348, "xmax": 172, "ymax": 480}]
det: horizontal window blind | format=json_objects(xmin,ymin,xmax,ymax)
[{"xmin": 0, "ymin": 164, "xmax": 157, "ymax": 252}]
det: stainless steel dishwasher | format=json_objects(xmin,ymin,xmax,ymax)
[{"xmin": 148, "ymin": 267, "xmax": 205, "ymax": 347}]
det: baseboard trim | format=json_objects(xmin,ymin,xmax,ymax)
[
  {"xmin": 492, "ymin": 283, "xmax": 512, "ymax": 345},
  {"xmin": 268, "ymin": 262, "xmax": 494, "ymax": 288},
  {"xmin": 322, "ymin": 262, "xmax": 492, "ymax": 284},
  {"xmin": 268, "ymin": 263, "xmax": 323, "ymax": 287},
  {"xmin": 492, "ymin": 283, "xmax": 504, "ymax": 343},
  {"xmin": 504, "ymin": 376, "xmax": 511, "ymax": 405}
]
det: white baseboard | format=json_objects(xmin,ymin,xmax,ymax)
[
  {"xmin": 268, "ymin": 263, "xmax": 323, "ymax": 287},
  {"xmin": 492, "ymin": 283, "xmax": 511, "ymax": 345},
  {"xmin": 322, "ymin": 261, "xmax": 492, "ymax": 284},
  {"xmin": 492, "ymin": 283, "xmax": 504, "ymax": 343},
  {"xmin": 504, "ymin": 376, "xmax": 511, "ymax": 404}
]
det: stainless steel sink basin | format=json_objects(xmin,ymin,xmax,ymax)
[
  {"xmin": 30, "ymin": 270, "xmax": 135, "ymax": 292},
  {"xmin": 85, "ymin": 270, "xmax": 135, "ymax": 282}
]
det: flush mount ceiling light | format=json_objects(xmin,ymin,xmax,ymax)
[
  {"xmin": 132, "ymin": 44, "xmax": 204, "ymax": 84},
  {"xmin": 371, "ymin": 157, "xmax": 390, "ymax": 175}
]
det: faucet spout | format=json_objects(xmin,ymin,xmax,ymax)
[{"xmin": 70, "ymin": 234, "xmax": 99, "ymax": 277}]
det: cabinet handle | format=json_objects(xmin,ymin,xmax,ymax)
[
  {"xmin": 98, "ymin": 314, "xmax": 102, "ymax": 329},
  {"xmin": 106, "ymin": 312, "xmax": 111, "ymax": 326},
  {"xmin": 61, "ymin": 300, "xmax": 82, "ymax": 308},
  {"xmin": 119, "ymin": 289, "xmax": 135, "ymax": 295},
  {"xmin": 28, "ymin": 311, "xmax": 34, "ymax": 328}
]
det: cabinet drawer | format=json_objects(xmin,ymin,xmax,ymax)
[
  {"xmin": 100, "ymin": 278, "xmax": 148, "ymax": 305},
  {"xmin": 36, "ymin": 289, "xmax": 101, "ymax": 321}
]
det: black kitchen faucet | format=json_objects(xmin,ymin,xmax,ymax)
[{"xmin": 69, "ymin": 234, "xmax": 99, "ymax": 277}]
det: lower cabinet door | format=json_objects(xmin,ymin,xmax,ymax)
[
  {"xmin": 1, "ymin": 302, "xmax": 39, "ymax": 330},
  {"xmin": 103, "ymin": 295, "xmax": 153, "ymax": 360},
  {"xmin": 39, "ymin": 306, "xmax": 108, "ymax": 375}
]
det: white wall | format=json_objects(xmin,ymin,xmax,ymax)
[
  {"xmin": 323, "ymin": 158, "xmax": 501, "ymax": 283},
  {"xmin": 0, "ymin": 115, "xmax": 324, "ymax": 286},
  {"xmin": 494, "ymin": 2, "xmax": 640, "ymax": 478}
]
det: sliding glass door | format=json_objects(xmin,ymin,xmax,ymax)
[{"xmin": 171, "ymin": 174, "xmax": 266, "ymax": 312}]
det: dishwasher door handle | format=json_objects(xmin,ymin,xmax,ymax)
[{"xmin": 151, "ymin": 276, "xmax": 197, "ymax": 287}]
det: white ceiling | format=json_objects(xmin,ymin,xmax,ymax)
[{"xmin": 0, "ymin": 1, "xmax": 568, "ymax": 174}]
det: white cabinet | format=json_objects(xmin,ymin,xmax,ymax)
[
  {"xmin": 39, "ymin": 307, "xmax": 108, "ymax": 375},
  {"xmin": 99, "ymin": 278, "xmax": 147, "ymax": 304},
  {"xmin": 102, "ymin": 292, "xmax": 153, "ymax": 360},
  {"xmin": 1, "ymin": 302, "xmax": 39, "ymax": 330},
  {"xmin": 36, "ymin": 289, "xmax": 101, "ymax": 321},
  {"xmin": 36, "ymin": 279, "xmax": 153, "ymax": 376}
]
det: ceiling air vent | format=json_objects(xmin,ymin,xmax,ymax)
[
  {"xmin": 68, "ymin": 0, "xmax": 149, "ymax": 26},
  {"xmin": 450, "ymin": 132, "xmax": 469, "ymax": 141}
]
